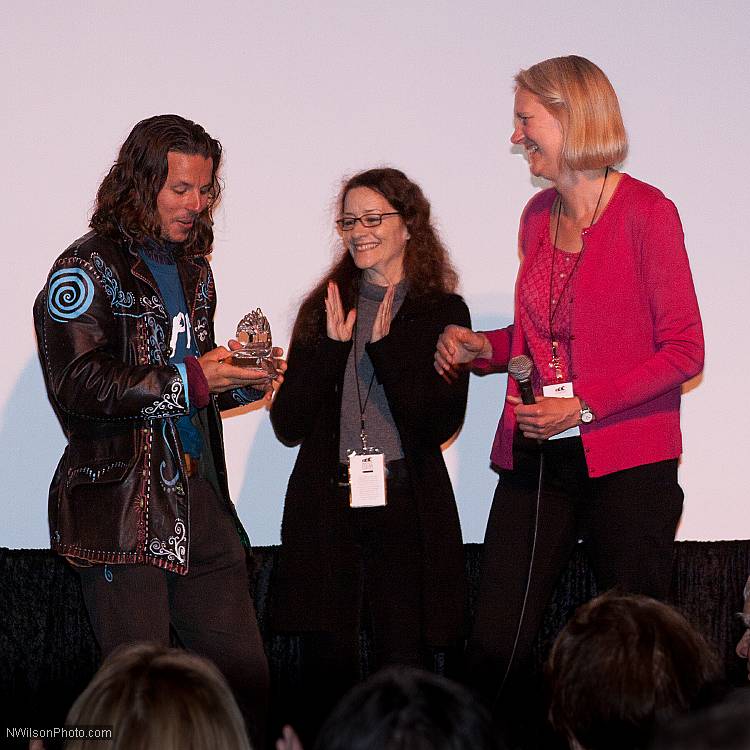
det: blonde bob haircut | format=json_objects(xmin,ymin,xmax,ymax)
[
  {"xmin": 514, "ymin": 55, "xmax": 628, "ymax": 171},
  {"xmin": 64, "ymin": 643, "xmax": 252, "ymax": 750}
]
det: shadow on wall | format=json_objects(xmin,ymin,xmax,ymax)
[
  {"xmin": 449, "ymin": 306, "xmax": 513, "ymax": 542},
  {"xmin": 0, "ymin": 355, "xmax": 67, "ymax": 549},
  {"xmin": 234, "ymin": 410, "xmax": 296, "ymax": 545}
]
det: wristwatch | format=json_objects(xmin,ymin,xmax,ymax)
[{"xmin": 579, "ymin": 398, "xmax": 594, "ymax": 424}]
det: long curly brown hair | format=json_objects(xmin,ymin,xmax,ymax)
[
  {"xmin": 90, "ymin": 114, "xmax": 222, "ymax": 256},
  {"xmin": 292, "ymin": 167, "xmax": 459, "ymax": 345}
]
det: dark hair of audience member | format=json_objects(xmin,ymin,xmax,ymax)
[
  {"xmin": 547, "ymin": 592, "xmax": 723, "ymax": 750},
  {"xmin": 651, "ymin": 688, "xmax": 750, "ymax": 750},
  {"xmin": 64, "ymin": 642, "xmax": 251, "ymax": 750},
  {"xmin": 313, "ymin": 665, "xmax": 505, "ymax": 750}
]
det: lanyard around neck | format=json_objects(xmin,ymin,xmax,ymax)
[
  {"xmin": 547, "ymin": 166, "xmax": 609, "ymax": 380},
  {"xmin": 352, "ymin": 295, "xmax": 377, "ymax": 450}
]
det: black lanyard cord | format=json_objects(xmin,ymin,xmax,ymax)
[{"xmin": 352, "ymin": 294, "xmax": 377, "ymax": 448}]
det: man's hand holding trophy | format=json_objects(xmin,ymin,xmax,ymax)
[{"xmin": 199, "ymin": 308, "xmax": 286, "ymax": 399}]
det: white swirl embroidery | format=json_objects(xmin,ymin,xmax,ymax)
[
  {"xmin": 91, "ymin": 253, "xmax": 136, "ymax": 310},
  {"xmin": 194, "ymin": 317, "xmax": 209, "ymax": 342},
  {"xmin": 232, "ymin": 388, "xmax": 260, "ymax": 405},
  {"xmin": 141, "ymin": 294, "xmax": 166, "ymax": 318},
  {"xmin": 195, "ymin": 274, "xmax": 214, "ymax": 311},
  {"xmin": 148, "ymin": 518, "xmax": 186, "ymax": 564},
  {"xmin": 142, "ymin": 377, "xmax": 185, "ymax": 417},
  {"xmin": 158, "ymin": 421, "xmax": 180, "ymax": 489},
  {"xmin": 102, "ymin": 295, "xmax": 167, "ymax": 321},
  {"xmin": 145, "ymin": 315, "xmax": 167, "ymax": 364}
]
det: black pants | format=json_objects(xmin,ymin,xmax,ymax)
[
  {"xmin": 467, "ymin": 436, "xmax": 684, "ymax": 710},
  {"xmin": 78, "ymin": 475, "xmax": 269, "ymax": 747},
  {"xmin": 285, "ymin": 464, "xmax": 424, "ymax": 745}
]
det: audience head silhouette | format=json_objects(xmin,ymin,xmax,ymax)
[
  {"xmin": 652, "ymin": 688, "xmax": 750, "ymax": 750},
  {"xmin": 64, "ymin": 643, "xmax": 251, "ymax": 749},
  {"xmin": 547, "ymin": 592, "xmax": 722, "ymax": 750},
  {"xmin": 313, "ymin": 665, "xmax": 504, "ymax": 750}
]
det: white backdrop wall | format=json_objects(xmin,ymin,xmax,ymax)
[{"xmin": 3, "ymin": 0, "xmax": 748, "ymax": 548}]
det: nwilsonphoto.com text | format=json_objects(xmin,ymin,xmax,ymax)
[{"xmin": 6, "ymin": 725, "xmax": 113, "ymax": 741}]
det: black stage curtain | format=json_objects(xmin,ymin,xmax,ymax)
[{"xmin": 2, "ymin": 541, "xmax": 749, "ymax": 734}]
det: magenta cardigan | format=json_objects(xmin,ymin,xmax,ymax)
[{"xmin": 476, "ymin": 174, "xmax": 704, "ymax": 478}]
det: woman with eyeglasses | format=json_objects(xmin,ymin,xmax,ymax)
[
  {"xmin": 434, "ymin": 55, "xmax": 703, "ymax": 731},
  {"xmin": 270, "ymin": 167, "xmax": 470, "ymax": 743}
]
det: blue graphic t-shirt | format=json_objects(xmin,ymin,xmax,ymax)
[{"xmin": 140, "ymin": 242, "xmax": 203, "ymax": 457}]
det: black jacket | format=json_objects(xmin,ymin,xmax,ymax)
[
  {"xmin": 270, "ymin": 291, "xmax": 470, "ymax": 646},
  {"xmin": 33, "ymin": 231, "xmax": 256, "ymax": 574}
]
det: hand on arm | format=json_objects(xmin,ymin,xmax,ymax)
[
  {"xmin": 325, "ymin": 281, "xmax": 356, "ymax": 342},
  {"xmin": 434, "ymin": 325, "xmax": 492, "ymax": 382},
  {"xmin": 368, "ymin": 296, "xmax": 471, "ymax": 446},
  {"xmin": 509, "ymin": 394, "xmax": 582, "ymax": 440}
]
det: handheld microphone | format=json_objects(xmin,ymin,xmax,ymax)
[{"xmin": 508, "ymin": 355, "xmax": 536, "ymax": 405}]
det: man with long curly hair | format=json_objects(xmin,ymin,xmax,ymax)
[{"xmin": 33, "ymin": 114, "xmax": 280, "ymax": 746}]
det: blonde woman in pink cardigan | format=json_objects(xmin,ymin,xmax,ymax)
[{"xmin": 435, "ymin": 55, "xmax": 704, "ymax": 728}]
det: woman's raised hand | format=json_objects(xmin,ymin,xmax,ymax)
[
  {"xmin": 434, "ymin": 325, "xmax": 491, "ymax": 382},
  {"xmin": 370, "ymin": 284, "xmax": 395, "ymax": 343},
  {"xmin": 325, "ymin": 280, "xmax": 356, "ymax": 341}
]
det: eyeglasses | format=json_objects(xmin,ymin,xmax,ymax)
[{"xmin": 335, "ymin": 212, "xmax": 400, "ymax": 231}]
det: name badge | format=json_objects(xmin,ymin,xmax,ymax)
[
  {"xmin": 348, "ymin": 450, "xmax": 387, "ymax": 508},
  {"xmin": 542, "ymin": 381, "xmax": 575, "ymax": 399},
  {"xmin": 542, "ymin": 381, "xmax": 580, "ymax": 440}
]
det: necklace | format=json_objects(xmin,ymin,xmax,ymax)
[{"xmin": 548, "ymin": 166, "xmax": 609, "ymax": 380}]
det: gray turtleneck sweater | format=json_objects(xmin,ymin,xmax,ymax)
[{"xmin": 338, "ymin": 278, "xmax": 408, "ymax": 462}]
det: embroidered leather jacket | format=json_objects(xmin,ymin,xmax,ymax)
[{"xmin": 33, "ymin": 231, "xmax": 259, "ymax": 574}]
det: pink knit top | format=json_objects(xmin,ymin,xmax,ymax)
[
  {"xmin": 518, "ymin": 234, "xmax": 578, "ymax": 391},
  {"xmin": 474, "ymin": 174, "xmax": 704, "ymax": 478}
]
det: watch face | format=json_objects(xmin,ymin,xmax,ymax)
[{"xmin": 581, "ymin": 409, "xmax": 594, "ymax": 424}]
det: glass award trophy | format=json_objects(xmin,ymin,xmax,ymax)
[{"xmin": 230, "ymin": 308, "xmax": 276, "ymax": 376}]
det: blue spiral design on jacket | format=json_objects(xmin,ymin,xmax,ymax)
[{"xmin": 48, "ymin": 268, "xmax": 95, "ymax": 322}]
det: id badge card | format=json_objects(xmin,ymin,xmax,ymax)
[
  {"xmin": 348, "ymin": 450, "xmax": 387, "ymax": 508},
  {"xmin": 542, "ymin": 381, "xmax": 580, "ymax": 440}
]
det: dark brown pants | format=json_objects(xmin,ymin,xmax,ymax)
[{"xmin": 78, "ymin": 475, "xmax": 269, "ymax": 746}]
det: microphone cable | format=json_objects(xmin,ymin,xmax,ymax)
[
  {"xmin": 494, "ymin": 354, "xmax": 545, "ymax": 706},
  {"xmin": 494, "ymin": 450, "xmax": 544, "ymax": 704}
]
